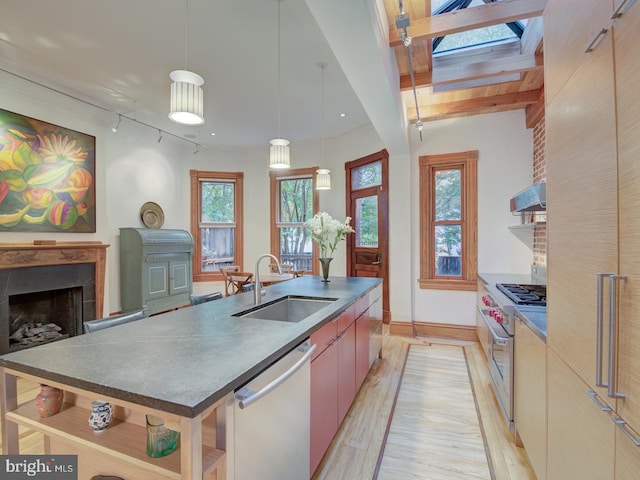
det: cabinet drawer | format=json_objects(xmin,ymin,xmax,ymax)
[
  {"xmin": 311, "ymin": 318, "xmax": 338, "ymax": 360},
  {"xmin": 337, "ymin": 304, "xmax": 355, "ymax": 333},
  {"xmin": 355, "ymin": 294, "xmax": 369, "ymax": 319}
]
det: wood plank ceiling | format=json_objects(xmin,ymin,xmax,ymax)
[{"xmin": 383, "ymin": 0, "xmax": 546, "ymax": 128}]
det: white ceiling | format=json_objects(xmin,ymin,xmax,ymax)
[{"xmin": 0, "ymin": 0, "xmax": 374, "ymax": 149}]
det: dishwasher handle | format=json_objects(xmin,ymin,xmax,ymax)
[{"xmin": 236, "ymin": 342, "xmax": 317, "ymax": 409}]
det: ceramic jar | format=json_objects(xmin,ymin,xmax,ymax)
[
  {"xmin": 88, "ymin": 400, "xmax": 113, "ymax": 432},
  {"xmin": 35, "ymin": 384, "xmax": 64, "ymax": 418}
]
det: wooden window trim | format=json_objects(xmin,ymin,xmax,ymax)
[
  {"xmin": 418, "ymin": 151, "xmax": 477, "ymax": 291},
  {"xmin": 270, "ymin": 167, "xmax": 319, "ymax": 274},
  {"xmin": 190, "ymin": 170, "xmax": 244, "ymax": 282}
]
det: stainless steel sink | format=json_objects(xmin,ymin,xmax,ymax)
[{"xmin": 233, "ymin": 296, "xmax": 337, "ymax": 323}]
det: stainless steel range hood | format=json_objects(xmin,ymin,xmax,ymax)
[{"xmin": 510, "ymin": 181, "xmax": 546, "ymax": 213}]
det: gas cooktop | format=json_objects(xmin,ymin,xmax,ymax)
[{"xmin": 496, "ymin": 283, "xmax": 547, "ymax": 306}]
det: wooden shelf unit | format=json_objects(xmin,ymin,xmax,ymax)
[{"xmin": 1, "ymin": 369, "xmax": 226, "ymax": 480}]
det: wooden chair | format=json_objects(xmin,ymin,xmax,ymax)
[
  {"xmin": 190, "ymin": 291, "xmax": 223, "ymax": 305},
  {"xmin": 83, "ymin": 309, "xmax": 146, "ymax": 334},
  {"xmin": 268, "ymin": 262, "xmax": 293, "ymax": 273},
  {"xmin": 221, "ymin": 266, "xmax": 253, "ymax": 296}
]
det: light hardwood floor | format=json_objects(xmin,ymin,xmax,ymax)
[
  {"xmin": 313, "ymin": 328, "xmax": 536, "ymax": 480},
  {"xmin": 1, "ymin": 329, "xmax": 536, "ymax": 479}
]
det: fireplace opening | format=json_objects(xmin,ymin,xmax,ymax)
[
  {"xmin": 0, "ymin": 263, "xmax": 96, "ymax": 355},
  {"xmin": 9, "ymin": 287, "xmax": 82, "ymax": 352}
]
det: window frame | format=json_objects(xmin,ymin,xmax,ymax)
[
  {"xmin": 190, "ymin": 170, "xmax": 244, "ymax": 282},
  {"xmin": 270, "ymin": 167, "xmax": 319, "ymax": 275},
  {"xmin": 419, "ymin": 151, "xmax": 477, "ymax": 291}
]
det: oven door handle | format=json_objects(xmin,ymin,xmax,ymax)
[{"xmin": 482, "ymin": 309, "xmax": 511, "ymax": 345}]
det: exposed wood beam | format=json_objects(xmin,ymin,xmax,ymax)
[
  {"xmin": 407, "ymin": 89, "xmax": 540, "ymax": 121},
  {"xmin": 521, "ymin": 16, "xmax": 544, "ymax": 55},
  {"xmin": 389, "ymin": 0, "xmax": 548, "ymax": 46},
  {"xmin": 399, "ymin": 52, "xmax": 543, "ymax": 90},
  {"xmin": 525, "ymin": 87, "xmax": 545, "ymax": 128}
]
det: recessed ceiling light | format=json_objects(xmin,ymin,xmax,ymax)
[
  {"xmin": 210, "ymin": 132, "xmax": 216, "ymax": 136},
  {"xmin": 339, "ymin": 113, "xmax": 346, "ymax": 118}
]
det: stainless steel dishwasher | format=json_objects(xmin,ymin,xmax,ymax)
[{"xmin": 227, "ymin": 339, "xmax": 316, "ymax": 480}]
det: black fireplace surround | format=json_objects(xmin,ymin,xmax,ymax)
[{"xmin": 0, "ymin": 263, "xmax": 96, "ymax": 355}]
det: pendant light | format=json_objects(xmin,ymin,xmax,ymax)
[
  {"xmin": 316, "ymin": 62, "xmax": 331, "ymax": 190},
  {"xmin": 269, "ymin": 0, "xmax": 291, "ymax": 169},
  {"xmin": 169, "ymin": 0, "xmax": 205, "ymax": 126}
]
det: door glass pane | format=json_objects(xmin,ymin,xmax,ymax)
[
  {"xmin": 355, "ymin": 196, "xmax": 378, "ymax": 248},
  {"xmin": 279, "ymin": 178, "xmax": 313, "ymax": 222},
  {"xmin": 201, "ymin": 226, "xmax": 235, "ymax": 271},
  {"xmin": 201, "ymin": 181, "xmax": 235, "ymax": 222},
  {"xmin": 435, "ymin": 225, "xmax": 461, "ymax": 276},
  {"xmin": 434, "ymin": 169, "xmax": 461, "ymax": 221},
  {"xmin": 352, "ymin": 161, "xmax": 382, "ymax": 190},
  {"xmin": 279, "ymin": 226, "xmax": 312, "ymax": 271}
]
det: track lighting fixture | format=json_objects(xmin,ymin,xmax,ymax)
[
  {"xmin": 111, "ymin": 114, "xmax": 122, "ymax": 133},
  {"xmin": 396, "ymin": 1, "xmax": 423, "ymax": 141},
  {"xmin": 157, "ymin": 129, "xmax": 163, "ymax": 143},
  {"xmin": 193, "ymin": 144, "xmax": 200, "ymax": 154}
]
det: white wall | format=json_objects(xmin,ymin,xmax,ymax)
[
  {"xmin": 409, "ymin": 110, "xmax": 534, "ymax": 326},
  {"xmin": 1, "ymin": 71, "xmax": 534, "ymax": 328}
]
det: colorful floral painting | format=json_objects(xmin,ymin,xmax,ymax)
[{"xmin": 0, "ymin": 109, "xmax": 95, "ymax": 232}]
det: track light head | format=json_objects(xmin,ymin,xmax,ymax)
[
  {"xmin": 111, "ymin": 114, "xmax": 122, "ymax": 133},
  {"xmin": 157, "ymin": 129, "xmax": 163, "ymax": 143},
  {"xmin": 193, "ymin": 144, "xmax": 200, "ymax": 155}
]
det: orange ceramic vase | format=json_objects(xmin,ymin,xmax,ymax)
[{"xmin": 35, "ymin": 384, "xmax": 64, "ymax": 418}]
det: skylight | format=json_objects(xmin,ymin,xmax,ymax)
[{"xmin": 432, "ymin": 0, "xmax": 527, "ymax": 55}]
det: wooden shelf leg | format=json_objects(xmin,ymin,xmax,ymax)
[
  {"xmin": 1, "ymin": 369, "xmax": 19, "ymax": 454},
  {"xmin": 181, "ymin": 414, "xmax": 203, "ymax": 479}
]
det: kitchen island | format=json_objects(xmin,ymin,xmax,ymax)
[{"xmin": 0, "ymin": 275, "xmax": 381, "ymax": 479}]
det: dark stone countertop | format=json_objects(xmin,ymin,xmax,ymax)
[{"xmin": 0, "ymin": 276, "xmax": 381, "ymax": 418}]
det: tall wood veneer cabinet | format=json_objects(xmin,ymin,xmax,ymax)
[
  {"xmin": 514, "ymin": 318, "xmax": 546, "ymax": 480},
  {"xmin": 545, "ymin": 1, "xmax": 640, "ymax": 477},
  {"xmin": 120, "ymin": 228, "xmax": 194, "ymax": 315}
]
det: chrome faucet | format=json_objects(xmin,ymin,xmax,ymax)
[{"xmin": 254, "ymin": 254, "xmax": 282, "ymax": 305}]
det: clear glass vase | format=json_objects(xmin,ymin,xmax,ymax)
[{"xmin": 146, "ymin": 414, "xmax": 179, "ymax": 458}]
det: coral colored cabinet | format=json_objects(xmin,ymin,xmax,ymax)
[{"xmin": 310, "ymin": 304, "xmax": 359, "ymax": 475}]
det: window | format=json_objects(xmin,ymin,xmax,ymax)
[
  {"xmin": 270, "ymin": 167, "xmax": 319, "ymax": 274},
  {"xmin": 190, "ymin": 170, "xmax": 243, "ymax": 281},
  {"xmin": 431, "ymin": 0, "xmax": 527, "ymax": 55},
  {"xmin": 419, "ymin": 151, "xmax": 477, "ymax": 290}
]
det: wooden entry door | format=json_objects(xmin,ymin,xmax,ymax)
[{"xmin": 346, "ymin": 149, "xmax": 389, "ymax": 322}]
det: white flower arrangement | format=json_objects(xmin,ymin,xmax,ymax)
[{"xmin": 305, "ymin": 211, "xmax": 355, "ymax": 258}]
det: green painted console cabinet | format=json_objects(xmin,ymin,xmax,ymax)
[{"xmin": 119, "ymin": 228, "xmax": 194, "ymax": 315}]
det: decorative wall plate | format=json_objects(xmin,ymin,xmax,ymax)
[{"xmin": 140, "ymin": 202, "xmax": 164, "ymax": 229}]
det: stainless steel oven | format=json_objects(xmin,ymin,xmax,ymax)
[
  {"xmin": 479, "ymin": 281, "xmax": 546, "ymax": 432},
  {"xmin": 478, "ymin": 303, "xmax": 515, "ymax": 431}
]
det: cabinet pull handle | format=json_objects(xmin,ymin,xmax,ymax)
[
  {"xmin": 587, "ymin": 390, "xmax": 613, "ymax": 411},
  {"xmin": 608, "ymin": 274, "xmax": 626, "ymax": 398},
  {"xmin": 613, "ymin": 417, "xmax": 640, "ymax": 446},
  {"xmin": 585, "ymin": 28, "xmax": 608, "ymax": 53},
  {"xmin": 612, "ymin": 0, "xmax": 637, "ymax": 18},
  {"xmin": 596, "ymin": 272, "xmax": 611, "ymax": 388}
]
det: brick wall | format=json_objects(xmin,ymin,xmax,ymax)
[{"xmin": 532, "ymin": 115, "xmax": 547, "ymax": 267}]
